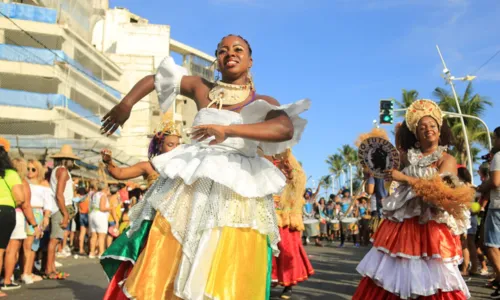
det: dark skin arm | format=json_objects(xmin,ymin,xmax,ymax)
[
  {"xmin": 55, "ymin": 168, "xmax": 69, "ymax": 228},
  {"xmin": 102, "ymin": 149, "xmax": 154, "ymax": 180},
  {"xmin": 101, "ymin": 71, "xmax": 294, "ymax": 143},
  {"xmin": 387, "ymin": 152, "xmax": 457, "ymax": 184}
]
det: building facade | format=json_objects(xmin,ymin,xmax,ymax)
[{"xmin": 0, "ymin": 0, "xmax": 214, "ymax": 166}]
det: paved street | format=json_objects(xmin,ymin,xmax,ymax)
[{"xmin": 5, "ymin": 244, "xmax": 494, "ymax": 299}]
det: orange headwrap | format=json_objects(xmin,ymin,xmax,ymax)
[{"xmin": 0, "ymin": 137, "xmax": 10, "ymax": 153}]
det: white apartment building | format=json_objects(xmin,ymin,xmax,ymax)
[
  {"xmin": 91, "ymin": 4, "xmax": 215, "ymax": 159},
  {"xmin": 0, "ymin": 0, "xmax": 214, "ymax": 169}
]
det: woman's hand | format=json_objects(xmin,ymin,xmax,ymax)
[
  {"xmin": 33, "ymin": 226, "xmax": 42, "ymax": 239},
  {"xmin": 385, "ymin": 169, "xmax": 411, "ymax": 184},
  {"xmin": 101, "ymin": 149, "xmax": 113, "ymax": 164},
  {"xmin": 190, "ymin": 125, "xmax": 228, "ymax": 145},
  {"xmin": 42, "ymin": 216, "xmax": 50, "ymax": 229},
  {"xmin": 101, "ymin": 102, "xmax": 133, "ymax": 136}
]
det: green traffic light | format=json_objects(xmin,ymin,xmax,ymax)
[{"xmin": 383, "ymin": 115, "xmax": 391, "ymax": 122}]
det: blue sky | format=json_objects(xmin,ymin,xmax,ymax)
[{"xmin": 111, "ymin": 0, "xmax": 500, "ymax": 189}]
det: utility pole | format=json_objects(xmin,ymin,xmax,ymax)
[{"xmin": 436, "ymin": 45, "xmax": 475, "ymax": 184}]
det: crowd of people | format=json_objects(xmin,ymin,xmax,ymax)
[
  {"xmin": 0, "ymin": 32, "xmax": 499, "ymax": 300},
  {"xmin": 0, "ymin": 140, "xmax": 146, "ymax": 298}
]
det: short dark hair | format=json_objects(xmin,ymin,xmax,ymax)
[
  {"xmin": 457, "ymin": 167, "xmax": 472, "ymax": 184},
  {"xmin": 494, "ymin": 127, "xmax": 500, "ymax": 138},
  {"xmin": 0, "ymin": 147, "xmax": 14, "ymax": 178},
  {"xmin": 396, "ymin": 120, "xmax": 453, "ymax": 152}
]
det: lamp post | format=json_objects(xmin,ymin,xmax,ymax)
[
  {"xmin": 436, "ymin": 45, "xmax": 475, "ymax": 184},
  {"xmin": 349, "ymin": 163, "xmax": 353, "ymax": 196}
]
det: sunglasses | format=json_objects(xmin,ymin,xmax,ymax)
[{"xmin": 27, "ymin": 167, "xmax": 37, "ymax": 173}]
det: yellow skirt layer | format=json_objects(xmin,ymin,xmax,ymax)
[{"xmin": 123, "ymin": 214, "xmax": 269, "ymax": 300}]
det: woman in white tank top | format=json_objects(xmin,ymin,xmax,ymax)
[{"xmin": 89, "ymin": 183, "xmax": 110, "ymax": 258}]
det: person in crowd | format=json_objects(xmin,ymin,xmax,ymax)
[
  {"xmin": 101, "ymin": 120, "xmax": 181, "ymax": 191},
  {"xmin": 317, "ymin": 197, "xmax": 328, "ymax": 240},
  {"xmin": 477, "ymin": 162, "xmax": 491, "ymax": 276},
  {"xmin": 119, "ymin": 200, "xmax": 131, "ymax": 235},
  {"xmin": 106, "ymin": 186, "xmax": 121, "ymax": 248},
  {"xmin": 4, "ymin": 158, "xmax": 39, "ymax": 290},
  {"xmin": 357, "ymin": 193, "xmax": 371, "ymax": 246},
  {"xmin": 100, "ymin": 34, "xmax": 308, "ymax": 299},
  {"xmin": 89, "ymin": 183, "xmax": 113, "ymax": 258},
  {"xmin": 78, "ymin": 181, "xmax": 95, "ymax": 256},
  {"xmin": 457, "ymin": 166, "xmax": 481, "ymax": 277},
  {"xmin": 21, "ymin": 159, "xmax": 51, "ymax": 284},
  {"xmin": 354, "ymin": 99, "xmax": 473, "ymax": 299},
  {"xmin": 46, "ymin": 145, "xmax": 79, "ymax": 280},
  {"xmin": 479, "ymin": 126, "xmax": 500, "ymax": 299},
  {"xmin": 303, "ymin": 183, "xmax": 322, "ymax": 247},
  {"xmin": 0, "ymin": 138, "xmax": 25, "ymax": 296},
  {"xmin": 267, "ymin": 149, "xmax": 314, "ymax": 299}
]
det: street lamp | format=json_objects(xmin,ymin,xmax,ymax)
[
  {"xmin": 349, "ymin": 163, "xmax": 353, "ymax": 196},
  {"xmin": 436, "ymin": 45, "xmax": 475, "ymax": 184}
]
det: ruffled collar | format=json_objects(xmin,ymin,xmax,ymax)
[{"xmin": 407, "ymin": 146, "xmax": 447, "ymax": 168}]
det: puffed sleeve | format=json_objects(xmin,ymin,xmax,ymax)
[
  {"xmin": 240, "ymin": 99, "xmax": 311, "ymax": 156},
  {"xmin": 154, "ymin": 57, "xmax": 189, "ymax": 112}
]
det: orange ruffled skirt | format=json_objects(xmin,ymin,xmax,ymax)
[{"xmin": 353, "ymin": 217, "xmax": 469, "ymax": 300}]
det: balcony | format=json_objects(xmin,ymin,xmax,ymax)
[
  {"xmin": 0, "ymin": 2, "xmax": 57, "ymax": 24},
  {"xmin": 0, "ymin": 43, "xmax": 121, "ymax": 99},
  {"xmin": 0, "ymin": 88, "xmax": 119, "ymax": 135}
]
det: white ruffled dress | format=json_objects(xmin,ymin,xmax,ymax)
[
  {"xmin": 353, "ymin": 146, "xmax": 470, "ymax": 300},
  {"xmin": 112, "ymin": 57, "xmax": 310, "ymax": 300}
]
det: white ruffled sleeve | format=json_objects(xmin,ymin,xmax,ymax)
[
  {"xmin": 240, "ymin": 98, "xmax": 311, "ymax": 156},
  {"xmin": 154, "ymin": 57, "xmax": 188, "ymax": 112}
]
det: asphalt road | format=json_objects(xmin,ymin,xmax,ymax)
[{"xmin": 5, "ymin": 243, "xmax": 494, "ymax": 299}]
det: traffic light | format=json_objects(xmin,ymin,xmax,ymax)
[{"xmin": 379, "ymin": 100, "xmax": 394, "ymax": 125}]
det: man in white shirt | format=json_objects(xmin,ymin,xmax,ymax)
[{"xmin": 480, "ymin": 127, "xmax": 500, "ymax": 299}]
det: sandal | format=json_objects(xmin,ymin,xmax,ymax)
[{"xmin": 43, "ymin": 272, "xmax": 67, "ymax": 280}]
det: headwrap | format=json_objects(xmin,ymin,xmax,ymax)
[
  {"xmin": 148, "ymin": 120, "xmax": 181, "ymax": 160},
  {"xmin": 405, "ymin": 99, "xmax": 443, "ymax": 135},
  {"xmin": 0, "ymin": 137, "xmax": 10, "ymax": 153}
]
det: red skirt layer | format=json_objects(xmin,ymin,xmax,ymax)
[
  {"xmin": 272, "ymin": 227, "xmax": 314, "ymax": 286},
  {"xmin": 103, "ymin": 261, "xmax": 133, "ymax": 300},
  {"xmin": 372, "ymin": 217, "xmax": 462, "ymax": 261},
  {"xmin": 353, "ymin": 277, "xmax": 467, "ymax": 300}
]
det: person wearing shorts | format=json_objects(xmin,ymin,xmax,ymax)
[
  {"xmin": 89, "ymin": 183, "xmax": 110, "ymax": 258},
  {"xmin": 0, "ymin": 140, "xmax": 26, "ymax": 294},
  {"xmin": 482, "ymin": 127, "xmax": 500, "ymax": 299}
]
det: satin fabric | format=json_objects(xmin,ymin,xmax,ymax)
[
  {"xmin": 205, "ymin": 227, "xmax": 268, "ymax": 300},
  {"xmin": 124, "ymin": 214, "xmax": 183, "ymax": 300},
  {"xmin": 266, "ymin": 238, "xmax": 272, "ymax": 300},
  {"xmin": 372, "ymin": 217, "xmax": 462, "ymax": 260},
  {"xmin": 272, "ymin": 227, "xmax": 314, "ymax": 286},
  {"xmin": 103, "ymin": 262, "xmax": 134, "ymax": 300},
  {"xmin": 101, "ymin": 220, "xmax": 153, "ymax": 280},
  {"xmin": 353, "ymin": 277, "xmax": 467, "ymax": 300}
]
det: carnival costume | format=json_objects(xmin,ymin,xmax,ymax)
[
  {"xmin": 271, "ymin": 150, "xmax": 314, "ymax": 287},
  {"xmin": 100, "ymin": 57, "xmax": 310, "ymax": 300},
  {"xmin": 353, "ymin": 100, "xmax": 473, "ymax": 300}
]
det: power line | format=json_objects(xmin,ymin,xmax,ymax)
[
  {"xmin": 472, "ymin": 48, "xmax": 500, "ymax": 75},
  {"xmin": 0, "ymin": 10, "xmax": 162, "ymax": 106}
]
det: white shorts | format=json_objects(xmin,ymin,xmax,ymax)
[
  {"xmin": 89, "ymin": 212, "xmax": 108, "ymax": 234},
  {"xmin": 71, "ymin": 219, "xmax": 77, "ymax": 232},
  {"xmin": 11, "ymin": 210, "xmax": 27, "ymax": 240}
]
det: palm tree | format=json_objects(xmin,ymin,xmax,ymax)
[
  {"xmin": 326, "ymin": 154, "xmax": 345, "ymax": 189},
  {"xmin": 338, "ymin": 144, "xmax": 357, "ymax": 168},
  {"xmin": 433, "ymin": 82, "xmax": 492, "ymax": 164},
  {"xmin": 394, "ymin": 89, "xmax": 419, "ymax": 117}
]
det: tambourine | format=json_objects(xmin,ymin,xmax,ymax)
[{"xmin": 358, "ymin": 137, "xmax": 400, "ymax": 179}]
